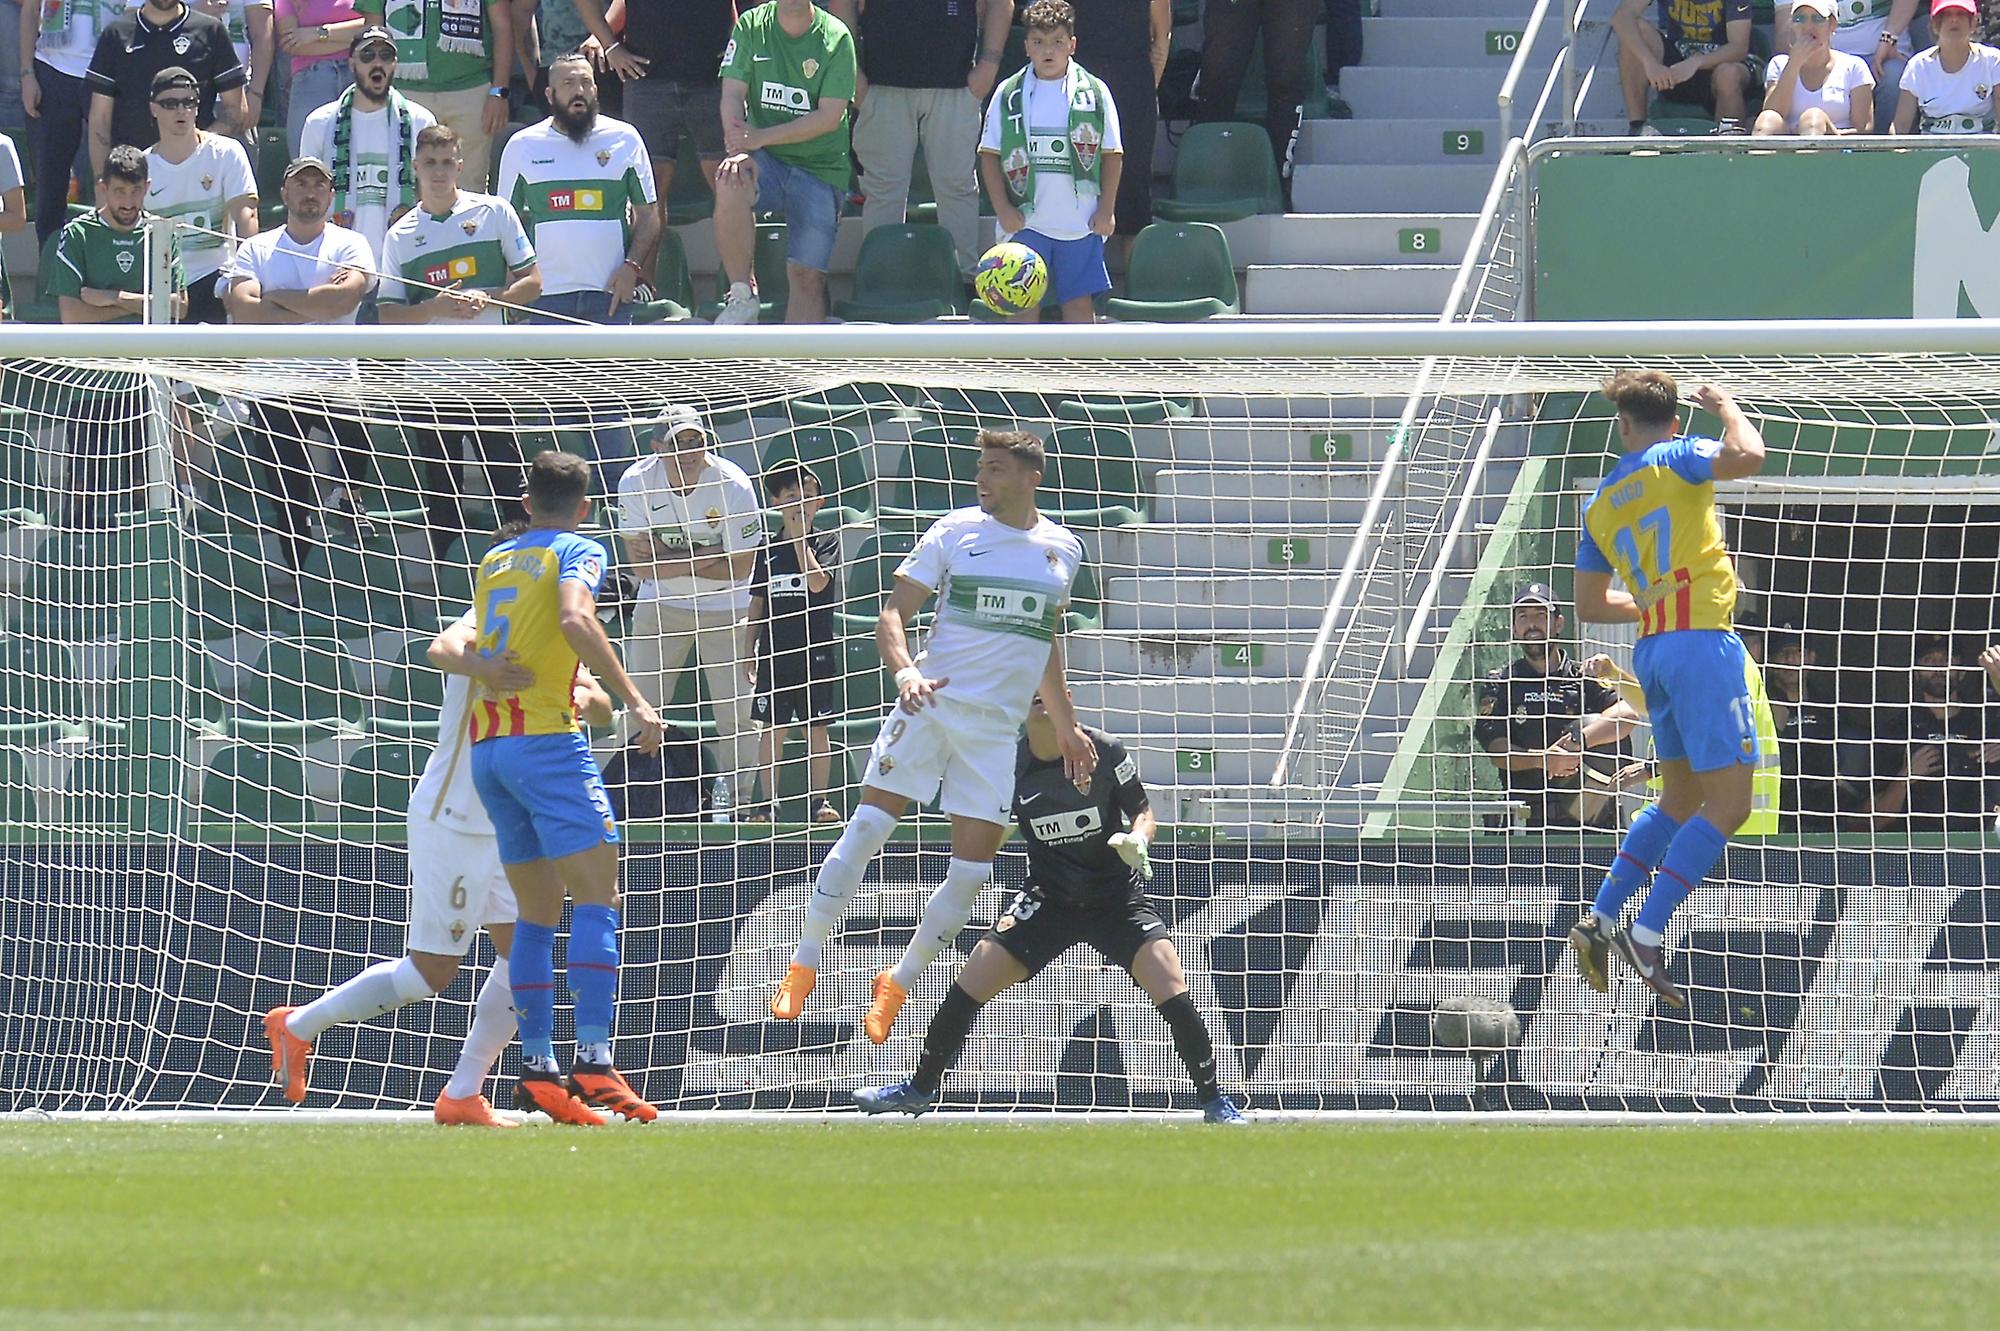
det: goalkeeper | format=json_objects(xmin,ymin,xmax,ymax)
[{"xmin": 853, "ymin": 694, "xmax": 1246, "ymax": 1123}]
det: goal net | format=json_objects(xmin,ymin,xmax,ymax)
[{"xmin": 2, "ymin": 324, "xmax": 1996, "ymax": 1115}]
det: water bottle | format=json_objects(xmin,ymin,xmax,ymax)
[{"xmin": 711, "ymin": 775, "xmax": 732, "ymax": 824}]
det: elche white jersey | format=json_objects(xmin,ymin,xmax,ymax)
[
  {"xmin": 408, "ymin": 668, "xmax": 492, "ymax": 836},
  {"xmin": 617, "ymin": 452, "xmax": 764, "ymax": 614},
  {"xmin": 1899, "ymin": 42, "xmax": 2000, "ymax": 134},
  {"xmin": 145, "ymin": 132, "xmax": 257, "ymax": 280},
  {"xmin": 895, "ymin": 507, "xmax": 1083, "ymax": 726},
  {"xmin": 496, "ymin": 115, "xmax": 657, "ymax": 296},
  {"xmin": 376, "ymin": 189, "xmax": 536, "ymax": 323}
]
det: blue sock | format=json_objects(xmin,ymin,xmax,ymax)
[
  {"xmin": 510, "ymin": 920, "xmax": 558, "ymax": 1065},
  {"xmin": 1634, "ymin": 814, "xmax": 1729, "ymax": 944},
  {"xmin": 1591, "ymin": 804, "xmax": 1682, "ymax": 924},
  {"xmin": 567, "ymin": 903, "xmax": 619, "ymax": 1055}
]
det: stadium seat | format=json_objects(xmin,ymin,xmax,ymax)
[
  {"xmin": 0, "ymin": 633, "xmax": 85, "ymax": 726},
  {"xmin": 881, "ymin": 427, "xmax": 978, "ymax": 517},
  {"xmin": 235, "ymin": 636, "xmax": 362, "ymax": 726},
  {"xmin": 760, "ymin": 425, "xmax": 874, "ymax": 514},
  {"xmin": 1063, "ymin": 556, "xmax": 1102, "ymax": 631},
  {"xmin": 654, "ymin": 226, "xmax": 697, "ymax": 310},
  {"xmin": 665, "ymin": 156, "xmax": 715, "ymax": 226},
  {"xmin": 0, "ymin": 427, "xmax": 49, "ymax": 519},
  {"xmin": 200, "ymin": 742, "xmax": 309, "ymax": 825},
  {"xmin": 783, "ymin": 383, "xmax": 915, "ymax": 429},
  {"xmin": 834, "ymin": 224, "xmax": 964, "ymax": 323},
  {"xmin": 0, "ymin": 744, "xmax": 33, "ymax": 826},
  {"xmin": 12, "ymin": 530, "xmax": 116, "ymax": 641},
  {"xmin": 340, "ymin": 740, "xmax": 433, "ymax": 819},
  {"xmin": 61, "ymin": 744, "xmax": 133, "ymax": 829},
  {"xmin": 295, "ymin": 541, "xmax": 414, "ymax": 637},
  {"xmin": 253, "ymin": 126, "xmax": 290, "ymax": 226},
  {"xmin": 1154, "ymin": 123, "xmax": 1283, "ymax": 224},
  {"xmin": 1105, "ymin": 222, "xmax": 1240, "ymax": 322},
  {"xmin": 370, "ymin": 633, "xmax": 446, "ymax": 724},
  {"xmin": 13, "ymin": 231, "xmax": 66, "ymax": 323},
  {"xmin": 840, "ymin": 529, "xmax": 922, "ymax": 630},
  {"xmin": 188, "ymin": 533, "xmax": 283, "ymax": 639},
  {"xmin": 702, "ymin": 221, "xmax": 789, "ymax": 322},
  {"xmin": 1055, "ymin": 396, "xmax": 1194, "ymax": 426},
  {"xmin": 1044, "ymin": 425, "xmax": 1145, "ymax": 527}
]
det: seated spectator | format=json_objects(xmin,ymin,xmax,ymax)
[
  {"xmin": 1777, "ymin": 0, "xmax": 1916, "ymax": 133},
  {"xmin": 713, "ymin": 0, "xmax": 858, "ymax": 326},
  {"xmin": 1856, "ymin": 636, "xmax": 2000, "ymax": 834},
  {"xmin": 1894, "ymin": 0, "xmax": 2000, "ymax": 133},
  {"xmin": 145, "ymin": 66, "xmax": 260, "ymax": 324},
  {"xmin": 1473, "ymin": 583, "xmax": 1642, "ymax": 830},
  {"xmin": 1757, "ymin": 0, "xmax": 1877, "ymax": 135},
  {"xmin": 1612, "ymin": 0, "xmax": 1757, "ymax": 135}
]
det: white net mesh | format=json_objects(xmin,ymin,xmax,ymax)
[{"xmin": 3, "ymin": 329, "xmax": 1998, "ymax": 1113}]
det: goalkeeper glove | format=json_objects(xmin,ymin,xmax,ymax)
[{"xmin": 1107, "ymin": 831, "xmax": 1153, "ymax": 881}]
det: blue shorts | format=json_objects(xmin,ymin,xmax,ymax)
[
  {"xmin": 751, "ymin": 149, "xmax": 842, "ymax": 273},
  {"xmin": 1633, "ymin": 629, "xmax": 1761, "ymax": 773},
  {"xmin": 1015, "ymin": 228, "xmax": 1112, "ymax": 306},
  {"xmin": 470, "ymin": 731, "xmax": 620, "ymax": 865}
]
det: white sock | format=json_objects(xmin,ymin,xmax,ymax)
[
  {"xmin": 286, "ymin": 956, "xmax": 437, "ymax": 1041},
  {"xmin": 1628, "ymin": 923, "xmax": 1664, "ymax": 948},
  {"xmin": 889, "ymin": 857, "xmax": 992, "ymax": 991},
  {"xmin": 792, "ymin": 804, "xmax": 898, "ymax": 969},
  {"xmin": 577, "ymin": 1040, "xmax": 612, "ymax": 1066},
  {"xmin": 442, "ymin": 958, "xmax": 514, "ymax": 1101}
]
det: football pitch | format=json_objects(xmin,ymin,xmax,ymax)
[{"xmin": 3, "ymin": 1118, "xmax": 1997, "ymax": 1331}]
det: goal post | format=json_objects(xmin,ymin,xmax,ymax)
[{"xmin": 2, "ymin": 320, "xmax": 1998, "ymax": 1116}]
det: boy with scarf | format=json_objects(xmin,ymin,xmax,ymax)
[
  {"xmin": 299, "ymin": 24, "xmax": 435, "ymax": 272},
  {"xmin": 977, "ymin": 0, "xmax": 1122, "ymax": 323}
]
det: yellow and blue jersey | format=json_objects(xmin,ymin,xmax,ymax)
[
  {"xmin": 469, "ymin": 528, "xmax": 608, "ymax": 743},
  {"xmin": 1576, "ymin": 435, "xmax": 1738, "ymax": 637}
]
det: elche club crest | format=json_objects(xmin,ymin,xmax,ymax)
[
  {"xmin": 199, "ymin": 174, "xmax": 214, "ymax": 191},
  {"xmin": 116, "ymin": 250, "xmax": 136, "ymax": 273},
  {"xmin": 802, "ymin": 57, "xmax": 819, "ymax": 78},
  {"xmin": 1070, "ymin": 121, "xmax": 1100, "ymax": 173},
  {"xmin": 461, "ymin": 218, "xmax": 479, "ymax": 235},
  {"xmin": 595, "ymin": 148, "xmax": 612, "ymax": 167},
  {"xmin": 1003, "ymin": 146, "xmax": 1031, "ymax": 197},
  {"xmin": 173, "ymin": 34, "xmax": 191, "ymax": 53}
]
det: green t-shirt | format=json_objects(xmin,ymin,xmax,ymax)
[
  {"xmin": 719, "ymin": 2, "xmax": 857, "ymax": 194},
  {"xmin": 357, "ymin": 0, "xmax": 501, "ymax": 92},
  {"xmin": 45, "ymin": 210, "xmax": 186, "ymax": 321}
]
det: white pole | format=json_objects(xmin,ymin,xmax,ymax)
[{"xmin": 144, "ymin": 215, "xmax": 174, "ymax": 326}]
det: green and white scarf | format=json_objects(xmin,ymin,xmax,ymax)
[
  {"xmin": 39, "ymin": 0, "xmax": 129, "ymax": 36},
  {"xmin": 992, "ymin": 62, "xmax": 1110, "ymax": 208},
  {"xmin": 382, "ymin": 0, "xmax": 486, "ymax": 80},
  {"xmin": 331, "ymin": 85, "xmax": 417, "ymax": 223}
]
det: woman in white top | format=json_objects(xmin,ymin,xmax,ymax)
[
  {"xmin": 1894, "ymin": 0, "xmax": 2000, "ymax": 133},
  {"xmin": 1757, "ymin": 0, "xmax": 1878, "ymax": 134}
]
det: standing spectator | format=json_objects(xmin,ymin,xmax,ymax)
[
  {"xmin": 741, "ymin": 459, "xmax": 843, "ymax": 824},
  {"xmin": 1756, "ymin": 0, "xmax": 1875, "ymax": 135},
  {"xmin": 87, "ymin": 0, "xmax": 248, "ymax": 177},
  {"xmin": 352, "ymin": 0, "xmax": 513, "ymax": 191},
  {"xmin": 220, "ymin": 154, "xmax": 376, "ymax": 568},
  {"xmin": 48, "ymin": 145, "xmax": 187, "ymax": 524},
  {"xmin": 1, "ymin": 0, "xmax": 23, "ymax": 137},
  {"xmin": 1775, "ymin": 0, "xmax": 1911, "ymax": 132},
  {"xmin": 194, "ymin": 0, "xmax": 274, "ymax": 135},
  {"xmin": 1612, "ymin": 0, "xmax": 1757, "ymax": 135},
  {"xmin": 0, "ymin": 132, "xmax": 23, "ymax": 318},
  {"xmin": 1070, "ymin": 0, "xmax": 1170, "ymax": 255},
  {"xmin": 20, "ymin": 0, "xmax": 130, "ymax": 246},
  {"xmin": 272, "ymin": 0, "xmax": 363, "ymax": 154},
  {"xmin": 1324, "ymin": 0, "xmax": 1359, "ymax": 117},
  {"xmin": 300, "ymin": 25, "xmax": 436, "ymax": 264},
  {"xmin": 1893, "ymin": 0, "xmax": 2000, "ymax": 132},
  {"xmin": 978, "ymin": 0, "xmax": 1122, "ymax": 324},
  {"xmin": 1473, "ymin": 583, "xmax": 1640, "ymax": 830},
  {"xmin": 617, "ymin": 405, "xmax": 764, "ymax": 799},
  {"xmin": 496, "ymin": 50, "xmax": 656, "ymax": 323},
  {"xmin": 1192, "ymin": 0, "xmax": 1312, "ymax": 202},
  {"xmin": 1759, "ymin": 624, "xmax": 1868, "ymax": 833},
  {"xmin": 378, "ymin": 122, "xmax": 540, "ymax": 551},
  {"xmin": 828, "ymin": 0, "xmax": 1009, "ymax": 276},
  {"xmin": 713, "ymin": 0, "xmax": 856, "ymax": 325},
  {"xmin": 573, "ymin": 0, "xmax": 734, "ymax": 257},
  {"xmin": 145, "ymin": 65, "xmax": 258, "ymax": 322},
  {"xmin": 1858, "ymin": 637, "xmax": 2000, "ymax": 834}
]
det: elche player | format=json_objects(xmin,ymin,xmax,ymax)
[
  {"xmin": 769, "ymin": 430, "xmax": 1097, "ymax": 1044},
  {"xmin": 262, "ymin": 523, "xmax": 613, "ymax": 1126},
  {"xmin": 855, "ymin": 694, "xmax": 1248, "ymax": 1123}
]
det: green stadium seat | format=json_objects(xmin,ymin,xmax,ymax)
[
  {"xmin": 1055, "ymin": 396, "xmax": 1194, "ymax": 426},
  {"xmin": 200, "ymin": 742, "xmax": 309, "ymax": 825},
  {"xmin": 253, "ymin": 126, "xmax": 290, "ymax": 226},
  {"xmin": 14, "ymin": 231, "xmax": 66, "ymax": 323},
  {"xmin": 62, "ymin": 744, "xmax": 133, "ymax": 829},
  {"xmin": 0, "ymin": 427, "xmax": 49, "ymax": 519},
  {"xmin": 371, "ymin": 633, "xmax": 446, "ymax": 724},
  {"xmin": 782, "ymin": 383, "xmax": 915, "ymax": 428},
  {"xmin": 11, "ymin": 530, "xmax": 116, "ymax": 642},
  {"xmin": 841, "ymin": 529, "xmax": 922, "ymax": 628},
  {"xmin": 665, "ymin": 155, "xmax": 715, "ymax": 226},
  {"xmin": 1154, "ymin": 123, "xmax": 1283, "ymax": 224},
  {"xmin": 0, "ymin": 633, "xmax": 85, "ymax": 726},
  {"xmin": 760, "ymin": 425, "xmax": 874, "ymax": 515},
  {"xmin": 0, "ymin": 743, "xmax": 34, "ymax": 826},
  {"xmin": 1063, "ymin": 556, "xmax": 1102, "ymax": 631},
  {"xmin": 294, "ymin": 541, "xmax": 414, "ymax": 636},
  {"xmin": 651, "ymin": 224, "xmax": 697, "ymax": 312},
  {"xmin": 835, "ymin": 224, "xmax": 964, "ymax": 323},
  {"xmin": 188, "ymin": 533, "xmax": 283, "ymax": 639},
  {"xmin": 340, "ymin": 740, "xmax": 433, "ymax": 819},
  {"xmin": 881, "ymin": 427, "xmax": 978, "ymax": 517},
  {"xmin": 1044, "ymin": 425, "xmax": 1145, "ymax": 527},
  {"xmin": 1105, "ymin": 222, "xmax": 1240, "ymax": 322},
  {"xmin": 236, "ymin": 636, "xmax": 361, "ymax": 725},
  {"xmin": 702, "ymin": 221, "xmax": 789, "ymax": 322}
]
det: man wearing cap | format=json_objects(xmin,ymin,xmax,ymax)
[
  {"xmin": 221, "ymin": 153, "xmax": 378, "ymax": 569},
  {"xmin": 1893, "ymin": 0, "xmax": 2000, "ymax": 133},
  {"xmin": 1473, "ymin": 583, "xmax": 1640, "ymax": 830},
  {"xmin": 86, "ymin": 0, "xmax": 248, "ymax": 177},
  {"xmin": 1611, "ymin": 0, "xmax": 1758, "ymax": 135},
  {"xmin": 299, "ymin": 25, "xmax": 436, "ymax": 269},
  {"xmin": 352, "ymin": 0, "xmax": 513, "ymax": 193},
  {"xmin": 616, "ymin": 405, "xmax": 765, "ymax": 793},
  {"xmin": 145, "ymin": 65, "xmax": 258, "ymax": 322}
]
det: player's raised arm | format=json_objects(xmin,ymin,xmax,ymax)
[
  {"xmin": 1688, "ymin": 384, "xmax": 1767, "ymax": 481},
  {"xmin": 880, "ymin": 574, "xmax": 946, "ymax": 711},
  {"xmin": 557, "ymin": 578, "xmax": 664, "ymax": 753},
  {"xmin": 1035, "ymin": 632, "xmax": 1096, "ymax": 782}
]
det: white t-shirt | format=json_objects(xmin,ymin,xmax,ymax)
[
  {"xmin": 496, "ymin": 116, "xmax": 657, "ymax": 296},
  {"xmin": 617, "ymin": 453, "xmax": 764, "ymax": 614},
  {"xmin": 979, "ymin": 69, "xmax": 1124, "ymax": 242},
  {"xmin": 378, "ymin": 190, "xmax": 536, "ymax": 323},
  {"xmin": 895, "ymin": 507, "xmax": 1083, "ymax": 725},
  {"xmin": 210, "ymin": 0, "xmax": 273, "ymax": 78},
  {"xmin": 1764, "ymin": 49, "xmax": 1876, "ymax": 130},
  {"xmin": 299, "ymin": 96, "xmax": 438, "ymax": 259},
  {"xmin": 32, "ymin": 0, "xmax": 139, "ymax": 80},
  {"xmin": 146, "ymin": 133, "xmax": 258, "ymax": 281},
  {"xmin": 222, "ymin": 221, "xmax": 376, "ymax": 320},
  {"xmin": 1898, "ymin": 43, "xmax": 2000, "ymax": 133},
  {"xmin": 411, "ymin": 654, "xmax": 493, "ymax": 836}
]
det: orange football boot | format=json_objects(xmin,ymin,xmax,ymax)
[
  {"xmin": 263, "ymin": 1007, "xmax": 313, "ymax": 1103},
  {"xmin": 433, "ymin": 1091, "xmax": 518, "ymax": 1128},
  {"xmin": 864, "ymin": 972, "xmax": 907, "ymax": 1045},
  {"xmin": 770, "ymin": 962, "xmax": 817, "ymax": 1020},
  {"xmin": 568, "ymin": 1063, "xmax": 658, "ymax": 1123},
  {"xmin": 512, "ymin": 1069, "xmax": 606, "ymax": 1126}
]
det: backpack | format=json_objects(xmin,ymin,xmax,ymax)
[{"xmin": 602, "ymin": 725, "xmax": 710, "ymax": 821}]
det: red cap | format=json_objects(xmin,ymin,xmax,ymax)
[{"xmin": 1934, "ymin": 0, "xmax": 1978, "ymax": 18}]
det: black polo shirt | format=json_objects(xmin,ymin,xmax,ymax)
[
  {"xmin": 87, "ymin": 5, "xmax": 246, "ymax": 154},
  {"xmin": 1770, "ymin": 694, "xmax": 1855, "ymax": 833},
  {"xmin": 624, "ymin": 0, "xmax": 740, "ymax": 84},
  {"xmin": 855, "ymin": 0, "xmax": 977, "ymax": 88},
  {"xmin": 1881, "ymin": 700, "xmax": 2000, "ymax": 834},
  {"xmin": 1474, "ymin": 648, "xmax": 1625, "ymax": 825}
]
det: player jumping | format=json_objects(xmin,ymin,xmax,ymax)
[
  {"xmin": 261, "ymin": 530, "xmax": 614, "ymax": 1126},
  {"xmin": 470, "ymin": 451, "xmax": 665, "ymax": 1124},
  {"xmin": 854, "ymin": 694, "xmax": 1247, "ymax": 1123},
  {"xmin": 1568, "ymin": 371, "xmax": 1767, "ymax": 1008},
  {"xmin": 770, "ymin": 430, "xmax": 1097, "ymax": 1043}
]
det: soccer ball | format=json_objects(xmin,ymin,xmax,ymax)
[{"xmin": 974, "ymin": 242, "xmax": 1049, "ymax": 316}]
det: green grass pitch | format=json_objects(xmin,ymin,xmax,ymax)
[{"xmin": 3, "ymin": 1119, "xmax": 1997, "ymax": 1330}]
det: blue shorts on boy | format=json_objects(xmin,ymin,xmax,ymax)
[{"xmin": 1012, "ymin": 227, "xmax": 1111, "ymax": 305}]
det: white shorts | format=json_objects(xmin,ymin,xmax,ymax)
[
  {"xmin": 861, "ymin": 694, "xmax": 1019, "ymax": 826},
  {"xmin": 407, "ymin": 816, "xmax": 517, "ymax": 957}
]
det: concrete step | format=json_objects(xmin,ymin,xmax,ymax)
[
  {"xmin": 1152, "ymin": 466, "xmax": 1381, "ymax": 526},
  {"xmin": 1069, "ymin": 678, "xmax": 1299, "ymax": 735},
  {"xmin": 1291, "ymin": 163, "xmax": 1498, "ymax": 215},
  {"xmin": 1100, "ymin": 522, "xmax": 1361, "ymax": 574},
  {"xmin": 1126, "ymin": 733, "xmax": 1291, "ymax": 788},
  {"xmin": 1131, "ymin": 420, "xmax": 1401, "ymax": 467},
  {"xmin": 1342, "ymin": 62, "xmax": 1620, "ymax": 120},
  {"xmin": 1359, "ymin": 15, "xmax": 1563, "ymax": 68},
  {"xmin": 1104, "ymin": 573, "xmax": 1343, "ymax": 632},
  {"xmin": 1381, "ymin": 0, "xmax": 1550, "ymax": 17},
  {"xmin": 1197, "ymin": 394, "xmax": 1408, "ymax": 420},
  {"xmin": 1065, "ymin": 629, "xmax": 1323, "ymax": 679},
  {"xmin": 1299, "ymin": 117, "xmax": 1507, "ymax": 166},
  {"xmin": 1216, "ymin": 213, "xmax": 1473, "ymax": 266},
  {"xmin": 1243, "ymin": 263, "xmax": 1457, "ymax": 316}
]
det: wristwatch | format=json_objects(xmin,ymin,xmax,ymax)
[
  {"xmin": 316, "ymin": 23, "xmax": 329, "ymax": 40},
  {"xmin": 488, "ymin": 85, "xmax": 508, "ymax": 97}
]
